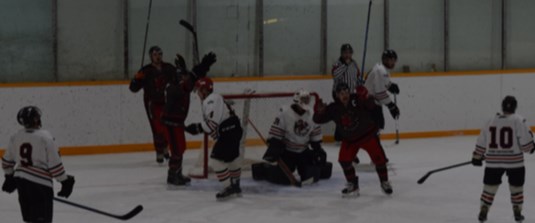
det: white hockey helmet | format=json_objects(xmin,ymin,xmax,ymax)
[{"xmin": 293, "ymin": 89, "xmax": 311, "ymax": 108}]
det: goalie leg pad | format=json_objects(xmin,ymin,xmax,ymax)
[{"xmin": 320, "ymin": 162, "xmax": 333, "ymax": 179}]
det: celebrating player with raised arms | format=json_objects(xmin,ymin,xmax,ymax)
[
  {"xmin": 252, "ymin": 90, "xmax": 332, "ymax": 185},
  {"xmin": 2, "ymin": 106, "xmax": 75, "ymax": 223},
  {"xmin": 472, "ymin": 96, "xmax": 534, "ymax": 222},
  {"xmin": 313, "ymin": 83, "xmax": 392, "ymax": 197},
  {"xmin": 185, "ymin": 78, "xmax": 244, "ymax": 201},
  {"xmin": 129, "ymin": 46, "xmax": 176, "ymax": 164},
  {"xmin": 161, "ymin": 53, "xmax": 216, "ymax": 187},
  {"xmin": 364, "ymin": 49, "xmax": 400, "ymax": 129}
]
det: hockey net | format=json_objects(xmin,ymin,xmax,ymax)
[{"xmin": 188, "ymin": 90, "xmax": 319, "ymax": 179}]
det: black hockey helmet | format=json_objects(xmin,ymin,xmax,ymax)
[
  {"xmin": 340, "ymin": 44, "xmax": 353, "ymax": 54},
  {"xmin": 335, "ymin": 82, "xmax": 350, "ymax": 93},
  {"xmin": 502, "ymin": 95, "xmax": 517, "ymax": 113},
  {"xmin": 148, "ymin": 46, "xmax": 162, "ymax": 55},
  {"xmin": 17, "ymin": 106, "xmax": 42, "ymax": 128},
  {"xmin": 382, "ymin": 49, "xmax": 398, "ymax": 60}
]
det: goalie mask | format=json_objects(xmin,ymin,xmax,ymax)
[
  {"xmin": 293, "ymin": 90, "xmax": 311, "ymax": 110},
  {"xmin": 17, "ymin": 106, "xmax": 42, "ymax": 129}
]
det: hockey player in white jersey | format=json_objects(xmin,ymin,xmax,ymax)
[
  {"xmin": 472, "ymin": 96, "xmax": 534, "ymax": 222},
  {"xmin": 2, "ymin": 106, "xmax": 75, "ymax": 223},
  {"xmin": 185, "ymin": 77, "xmax": 243, "ymax": 201},
  {"xmin": 252, "ymin": 90, "xmax": 332, "ymax": 185},
  {"xmin": 364, "ymin": 49, "xmax": 400, "ymax": 129}
]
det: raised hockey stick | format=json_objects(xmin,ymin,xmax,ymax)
[
  {"xmin": 247, "ymin": 117, "xmax": 301, "ymax": 187},
  {"xmin": 179, "ymin": 20, "xmax": 200, "ymax": 66},
  {"xmin": 360, "ymin": 0, "xmax": 373, "ymax": 81},
  {"xmin": 54, "ymin": 197, "xmax": 143, "ymax": 221},
  {"xmin": 394, "ymin": 94, "xmax": 399, "ymax": 144},
  {"xmin": 140, "ymin": 0, "xmax": 154, "ymax": 67},
  {"xmin": 417, "ymin": 161, "xmax": 471, "ymax": 184}
]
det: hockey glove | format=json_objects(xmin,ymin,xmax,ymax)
[
  {"xmin": 310, "ymin": 141, "xmax": 327, "ymax": 165},
  {"xmin": 356, "ymin": 86, "xmax": 369, "ymax": 101},
  {"xmin": 471, "ymin": 152, "xmax": 484, "ymax": 167},
  {"xmin": 174, "ymin": 54, "xmax": 188, "ymax": 72},
  {"xmin": 58, "ymin": 175, "xmax": 75, "ymax": 198},
  {"xmin": 387, "ymin": 83, "xmax": 400, "ymax": 95},
  {"xmin": 263, "ymin": 138, "xmax": 285, "ymax": 163},
  {"xmin": 387, "ymin": 102, "xmax": 400, "ymax": 119},
  {"xmin": 192, "ymin": 52, "xmax": 217, "ymax": 78},
  {"xmin": 2, "ymin": 175, "xmax": 16, "ymax": 193},
  {"xmin": 185, "ymin": 123, "xmax": 203, "ymax": 135}
]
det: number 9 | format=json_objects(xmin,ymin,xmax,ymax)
[{"xmin": 20, "ymin": 143, "xmax": 33, "ymax": 167}]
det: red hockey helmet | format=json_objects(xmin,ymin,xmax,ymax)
[{"xmin": 195, "ymin": 77, "xmax": 214, "ymax": 93}]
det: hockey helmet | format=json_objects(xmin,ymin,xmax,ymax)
[
  {"xmin": 293, "ymin": 89, "xmax": 311, "ymax": 107},
  {"xmin": 340, "ymin": 44, "xmax": 353, "ymax": 54},
  {"xmin": 502, "ymin": 95, "xmax": 517, "ymax": 113},
  {"xmin": 195, "ymin": 77, "xmax": 214, "ymax": 93},
  {"xmin": 17, "ymin": 106, "xmax": 42, "ymax": 128},
  {"xmin": 148, "ymin": 46, "xmax": 162, "ymax": 55},
  {"xmin": 382, "ymin": 49, "xmax": 398, "ymax": 60},
  {"xmin": 335, "ymin": 82, "xmax": 350, "ymax": 93}
]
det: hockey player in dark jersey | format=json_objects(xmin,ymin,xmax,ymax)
[
  {"xmin": 313, "ymin": 82, "xmax": 392, "ymax": 197},
  {"xmin": 161, "ymin": 52, "xmax": 216, "ymax": 187},
  {"xmin": 129, "ymin": 46, "xmax": 177, "ymax": 164}
]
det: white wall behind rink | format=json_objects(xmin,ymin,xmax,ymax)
[{"xmin": 0, "ymin": 72, "xmax": 534, "ymax": 149}]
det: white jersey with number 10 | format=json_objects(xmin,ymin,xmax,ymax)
[{"xmin": 474, "ymin": 114, "xmax": 534, "ymax": 169}]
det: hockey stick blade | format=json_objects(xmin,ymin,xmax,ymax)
[
  {"xmin": 54, "ymin": 197, "xmax": 143, "ymax": 221},
  {"xmin": 417, "ymin": 161, "xmax": 471, "ymax": 184},
  {"xmin": 179, "ymin": 20, "xmax": 196, "ymax": 34},
  {"xmin": 417, "ymin": 173, "xmax": 431, "ymax": 184}
]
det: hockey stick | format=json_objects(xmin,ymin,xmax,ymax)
[
  {"xmin": 54, "ymin": 197, "xmax": 143, "ymax": 221},
  {"xmin": 417, "ymin": 161, "xmax": 471, "ymax": 184},
  {"xmin": 360, "ymin": 0, "xmax": 373, "ymax": 80},
  {"xmin": 140, "ymin": 0, "xmax": 154, "ymax": 67},
  {"xmin": 394, "ymin": 94, "xmax": 399, "ymax": 144},
  {"xmin": 247, "ymin": 117, "xmax": 301, "ymax": 187},
  {"xmin": 179, "ymin": 20, "xmax": 200, "ymax": 65}
]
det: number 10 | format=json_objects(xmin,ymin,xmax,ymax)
[{"xmin": 489, "ymin": 127, "xmax": 513, "ymax": 149}]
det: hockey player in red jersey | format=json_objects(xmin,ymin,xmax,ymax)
[
  {"xmin": 185, "ymin": 77, "xmax": 244, "ymax": 201},
  {"xmin": 162, "ymin": 53, "xmax": 216, "ymax": 187},
  {"xmin": 313, "ymin": 83, "xmax": 392, "ymax": 197},
  {"xmin": 472, "ymin": 96, "xmax": 534, "ymax": 222},
  {"xmin": 129, "ymin": 46, "xmax": 176, "ymax": 164},
  {"xmin": 2, "ymin": 106, "xmax": 75, "ymax": 223}
]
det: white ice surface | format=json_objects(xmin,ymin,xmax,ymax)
[{"xmin": 2, "ymin": 136, "xmax": 535, "ymax": 223}]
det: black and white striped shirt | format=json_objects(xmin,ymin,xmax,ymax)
[{"xmin": 331, "ymin": 58, "xmax": 361, "ymax": 94}]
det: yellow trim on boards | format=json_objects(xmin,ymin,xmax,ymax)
[
  {"xmin": 1, "ymin": 68, "xmax": 535, "ymax": 88},
  {"xmin": 3, "ymin": 127, "xmax": 531, "ymax": 157}
]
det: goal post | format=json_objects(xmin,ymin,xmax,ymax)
[{"xmin": 188, "ymin": 91, "xmax": 319, "ymax": 179}]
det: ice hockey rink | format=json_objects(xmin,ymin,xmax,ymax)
[{"xmin": 1, "ymin": 136, "xmax": 534, "ymax": 223}]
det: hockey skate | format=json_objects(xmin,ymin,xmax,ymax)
[
  {"xmin": 513, "ymin": 205, "xmax": 524, "ymax": 222},
  {"xmin": 216, "ymin": 185, "xmax": 242, "ymax": 201},
  {"xmin": 216, "ymin": 178, "xmax": 242, "ymax": 201},
  {"xmin": 380, "ymin": 181, "xmax": 393, "ymax": 195},
  {"xmin": 341, "ymin": 179, "xmax": 359, "ymax": 198},
  {"xmin": 156, "ymin": 151, "xmax": 170, "ymax": 165},
  {"xmin": 167, "ymin": 169, "xmax": 191, "ymax": 189},
  {"xmin": 478, "ymin": 205, "xmax": 488, "ymax": 222}
]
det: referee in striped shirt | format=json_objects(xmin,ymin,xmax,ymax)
[
  {"xmin": 331, "ymin": 44, "xmax": 361, "ymax": 142},
  {"xmin": 331, "ymin": 44, "xmax": 361, "ymax": 101}
]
